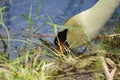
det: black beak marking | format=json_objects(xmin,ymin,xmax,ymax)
[{"xmin": 54, "ymin": 29, "xmax": 69, "ymax": 48}]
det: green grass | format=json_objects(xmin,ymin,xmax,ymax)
[{"xmin": 0, "ymin": 2, "xmax": 52, "ymax": 80}]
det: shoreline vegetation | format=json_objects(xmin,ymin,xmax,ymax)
[{"xmin": 0, "ymin": 3, "xmax": 120, "ymax": 80}]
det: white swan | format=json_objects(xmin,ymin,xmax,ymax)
[{"xmin": 54, "ymin": 0, "xmax": 120, "ymax": 52}]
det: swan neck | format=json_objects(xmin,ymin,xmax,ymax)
[{"xmin": 81, "ymin": 0, "xmax": 120, "ymax": 38}]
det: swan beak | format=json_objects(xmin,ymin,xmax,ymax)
[
  {"xmin": 54, "ymin": 29, "xmax": 69, "ymax": 54},
  {"xmin": 57, "ymin": 40, "xmax": 67, "ymax": 54}
]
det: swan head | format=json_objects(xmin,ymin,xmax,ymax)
[{"xmin": 54, "ymin": 26, "xmax": 90, "ymax": 54}]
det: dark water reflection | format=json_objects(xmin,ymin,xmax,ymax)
[{"xmin": 0, "ymin": 0, "xmax": 120, "ymax": 58}]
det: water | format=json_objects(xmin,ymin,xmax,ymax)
[
  {"xmin": 7, "ymin": 0, "xmax": 120, "ymax": 39},
  {"xmin": 0, "ymin": 0, "xmax": 120, "ymax": 58}
]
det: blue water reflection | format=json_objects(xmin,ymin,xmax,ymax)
[
  {"xmin": 5, "ymin": 0, "xmax": 119, "ymax": 39},
  {"xmin": 9, "ymin": 0, "xmax": 98, "ymax": 35}
]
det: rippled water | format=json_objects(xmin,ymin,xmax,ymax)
[{"xmin": 1, "ymin": 0, "xmax": 98, "ymax": 38}]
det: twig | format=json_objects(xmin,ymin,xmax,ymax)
[
  {"xmin": 32, "ymin": 33, "xmax": 55, "ymax": 38},
  {"xmin": 100, "ymin": 56, "xmax": 117, "ymax": 80},
  {"xmin": 0, "ymin": 33, "xmax": 7, "ymax": 52}
]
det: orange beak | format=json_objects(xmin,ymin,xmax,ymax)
[{"xmin": 57, "ymin": 40, "xmax": 67, "ymax": 54}]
